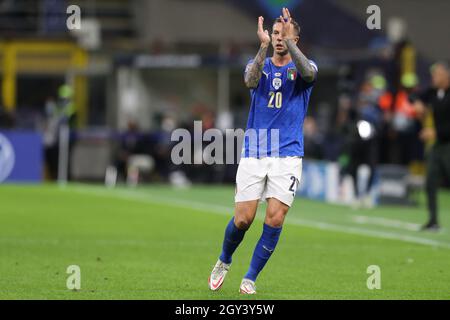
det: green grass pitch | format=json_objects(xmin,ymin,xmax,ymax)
[{"xmin": 0, "ymin": 183, "xmax": 449, "ymax": 299}]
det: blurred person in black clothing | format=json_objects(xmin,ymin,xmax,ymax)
[
  {"xmin": 115, "ymin": 120, "xmax": 144, "ymax": 181},
  {"xmin": 340, "ymin": 73, "xmax": 384, "ymax": 208},
  {"xmin": 414, "ymin": 61, "xmax": 450, "ymax": 231},
  {"xmin": 152, "ymin": 114, "xmax": 177, "ymax": 181},
  {"xmin": 303, "ymin": 116, "xmax": 323, "ymax": 159}
]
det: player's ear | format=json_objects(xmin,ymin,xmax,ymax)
[{"xmin": 294, "ymin": 36, "xmax": 300, "ymax": 44}]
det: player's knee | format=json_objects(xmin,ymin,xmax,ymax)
[
  {"xmin": 234, "ymin": 215, "xmax": 252, "ymax": 230},
  {"xmin": 265, "ymin": 216, "xmax": 284, "ymax": 227},
  {"xmin": 265, "ymin": 208, "xmax": 287, "ymax": 227}
]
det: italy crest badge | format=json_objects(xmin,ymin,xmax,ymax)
[{"xmin": 287, "ymin": 68, "xmax": 297, "ymax": 81}]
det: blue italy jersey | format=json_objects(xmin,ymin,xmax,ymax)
[{"xmin": 242, "ymin": 57, "xmax": 317, "ymax": 158}]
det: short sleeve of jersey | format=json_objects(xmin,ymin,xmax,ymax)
[
  {"xmin": 306, "ymin": 60, "xmax": 318, "ymax": 82},
  {"xmin": 309, "ymin": 60, "xmax": 319, "ymax": 74},
  {"xmin": 297, "ymin": 60, "xmax": 318, "ymax": 88}
]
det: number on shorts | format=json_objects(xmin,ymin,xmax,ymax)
[{"xmin": 289, "ymin": 176, "xmax": 299, "ymax": 196}]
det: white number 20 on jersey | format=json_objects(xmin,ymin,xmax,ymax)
[{"xmin": 268, "ymin": 92, "xmax": 282, "ymax": 109}]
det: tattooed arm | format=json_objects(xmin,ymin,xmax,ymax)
[
  {"xmin": 279, "ymin": 7, "xmax": 317, "ymax": 83},
  {"xmin": 244, "ymin": 44, "xmax": 269, "ymax": 89},
  {"xmin": 245, "ymin": 16, "xmax": 271, "ymax": 89},
  {"xmin": 284, "ymin": 39, "xmax": 316, "ymax": 83}
]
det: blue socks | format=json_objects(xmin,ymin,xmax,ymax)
[
  {"xmin": 219, "ymin": 218, "xmax": 283, "ymax": 282},
  {"xmin": 219, "ymin": 217, "xmax": 247, "ymax": 264},
  {"xmin": 244, "ymin": 223, "xmax": 282, "ymax": 282}
]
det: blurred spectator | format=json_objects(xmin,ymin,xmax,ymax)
[
  {"xmin": 379, "ymin": 72, "xmax": 422, "ymax": 165},
  {"xmin": 174, "ymin": 104, "xmax": 220, "ymax": 183},
  {"xmin": 339, "ymin": 72, "xmax": 384, "ymax": 207},
  {"xmin": 43, "ymin": 84, "xmax": 77, "ymax": 180},
  {"xmin": 114, "ymin": 120, "xmax": 144, "ymax": 181},
  {"xmin": 43, "ymin": 97, "xmax": 59, "ymax": 179},
  {"xmin": 336, "ymin": 96, "xmax": 357, "ymax": 193},
  {"xmin": 413, "ymin": 61, "xmax": 450, "ymax": 231},
  {"xmin": 151, "ymin": 114, "xmax": 177, "ymax": 181},
  {"xmin": 303, "ymin": 116, "xmax": 323, "ymax": 159}
]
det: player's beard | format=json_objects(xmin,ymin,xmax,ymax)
[
  {"xmin": 272, "ymin": 41, "xmax": 288, "ymax": 56},
  {"xmin": 276, "ymin": 48, "xmax": 289, "ymax": 56}
]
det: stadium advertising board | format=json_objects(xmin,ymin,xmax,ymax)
[{"xmin": 0, "ymin": 131, "xmax": 43, "ymax": 183}]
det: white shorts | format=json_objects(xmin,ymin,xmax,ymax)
[{"xmin": 235, "ymin": 157, "xmax": 303, "ymax": 207}]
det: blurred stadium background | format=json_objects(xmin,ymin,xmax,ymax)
[{"xmin": 0, "ymin": 0, "xmax": 449, "ymax": 299}]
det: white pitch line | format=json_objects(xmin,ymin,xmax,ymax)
[
  {"xmin": 352, "ymin": 215, "xmax": 422, "ymax": 231},
  {"xmin": 67, "ymin": 185, "xmax": 450, "ymax": 250}
]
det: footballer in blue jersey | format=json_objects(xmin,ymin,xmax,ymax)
[
  {"xmin": 209, "ymin": 8, "xmax": 317, "ymax": 294},
  {"xmin": 243, "ymin": 56, "xmax": 317, "ymax": 158}
]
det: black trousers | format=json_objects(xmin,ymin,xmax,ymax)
[
  {"xmin": 348, "ymin": 138, "xmax": 379, "ymax": 197},
  {"xmin": 425, "ymin": 142, "xmax": 450, "ymax": 224}
]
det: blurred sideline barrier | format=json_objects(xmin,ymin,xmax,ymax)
[
  {"xmin": 377, "ymin": 165, "xmax": 420, "ymax": 206},
  {"xmin": 68, "ymin": 129, "xmax": 162, "ymax": 183},
  {"xmin": 0, "ymin": 128, "xmax": 425, "ymax": 209},
  {"xmin": 0, "ymin": 130, "xmax": 43, "ymax": 183},
  {"xmin": 297, "ymin": 160, "xmax": 418, "ymax": 207},
  {"xmin": 70, "ymin": 133, "xmax": 112, "ymax": 181}
]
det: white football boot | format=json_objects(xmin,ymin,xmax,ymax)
[
  {"xmin": 208, "ymin": 259, "xmax": 230, "ymax": 291},
  {"xmin": 239, "ymin": 278, "xmax": 257, "ymax": 294}
]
